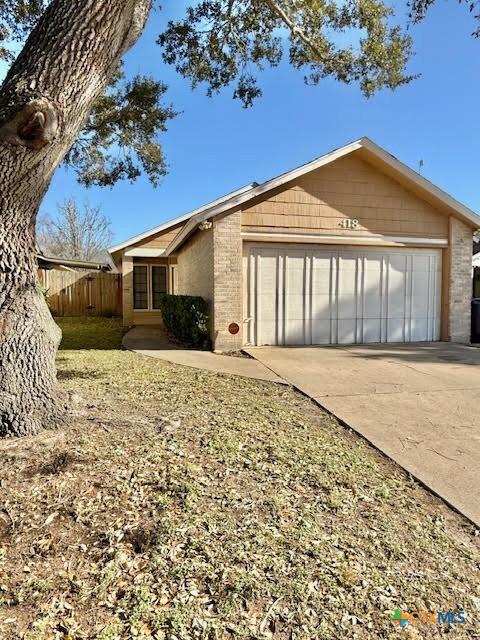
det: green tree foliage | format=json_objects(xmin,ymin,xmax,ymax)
[
  {"xmin": 65, "ymin": 69, "xmax": 176, "ymax": 188},
  {"xmin": 0, "ymin": 0, "xmax": 415, "ymax": 186},
  {"xmin": 160, "ymin": 0, "xmax": 414, "ymax": 106},
  {"xmin": 0, "ymin": 1, "xmax": 47, "ymax": 61}
]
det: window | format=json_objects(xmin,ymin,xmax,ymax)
[
  {"xmin": 133, "ymin": 264, "xmax": 168, "ymax": 310},
  {"xmin": 152, "ymin": 266, "xmax": 167, "ymax": 309},
  {"xmin": 133, "ymin": 266, "xmax": 148, "ymax": 310}
]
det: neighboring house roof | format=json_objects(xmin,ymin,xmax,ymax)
[
  {"xmin": 108, "ymin": 182, "xmax": 257, "ymax": 256},
  {"xmin": 37, "ymin": 253, "xmax": 112, "ymax": 272},
  {"xmin": 164, "ymin": 137, "xmax": 480, "ymax": 256}
]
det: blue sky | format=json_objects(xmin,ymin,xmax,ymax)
[{"xmin": 3, "ymin": 2, "xmax": 480, "ymax": 245}]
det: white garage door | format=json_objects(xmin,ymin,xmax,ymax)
[{"xmin": 244, "ymin": 245, "xmax": 442, "ymax": 346}]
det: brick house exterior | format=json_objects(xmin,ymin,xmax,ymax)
[{"xmin": 110, "ymin": 138, "xmax": 479, "ymax": 352}]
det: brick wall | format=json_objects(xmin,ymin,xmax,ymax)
[
  {"xmin": 175, "ymin": 211, "xmax": 243, "ymax": 352},
  {"xmin": 448, "ymin": 217, "xmax": 472, "ymax": 343},
  {"xmin": 176, "ymin": 226, "xmax": 214, "ymax": 303},
  {"xmin": 211, "ymin": 210, "xmax": 243, "ymax": 352}
]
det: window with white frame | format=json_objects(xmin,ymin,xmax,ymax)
[{"xmin": 133, "ymin": 264, "xmax": 168, "ymax": 310}]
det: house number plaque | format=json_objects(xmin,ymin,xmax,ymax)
[{"xmin": 339, "ymin": 218, "xmax": 360, "ymax": 229}]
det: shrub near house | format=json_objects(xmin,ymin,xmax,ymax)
[{"xmin": 159, "ymin": 294, "xmax": 210, "ymax": 349}]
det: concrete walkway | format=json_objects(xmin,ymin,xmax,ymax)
[
  {"xmin": 123, "ymin": 326, "xmax": 285, "ymax": 384},
  {"xmin": 246, "ymin": 342, "xmax": 480, "ymax": 527}
]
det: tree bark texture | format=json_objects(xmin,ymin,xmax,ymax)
[{"xmin": 0, "ymin": 0, "xmax": 152, "ymax": 437}]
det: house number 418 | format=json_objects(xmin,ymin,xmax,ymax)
[{"xmin": 339, "ymin": 218, "xmax": 359, "ymax": 229}]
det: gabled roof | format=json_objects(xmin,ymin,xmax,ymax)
[
  {"xmin": 164, "ymin": 137, "xmax": 480, "ymax": 255},
  {"xmin": 108, "ymin": 182, "xmax": 257, "ymax": 255}
]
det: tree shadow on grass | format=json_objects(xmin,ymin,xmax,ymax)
[
  {"xmin": 56, "ymin": 317, "xmax": 124, "ymax": 351},
  {"xmin": 57, "ymin": 369, "xmax": 104, "ymax": 381}
]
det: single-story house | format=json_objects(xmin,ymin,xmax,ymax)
[{"xmin": 109, "ymin": 137, "xmax": 479, "ymax": 352}]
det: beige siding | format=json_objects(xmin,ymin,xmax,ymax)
[
  {"xmin": 242, "ymin": 154, "xmax": 449, "ymax": 239},
  {"xmin": 131, "ymin": 223, "xmax": 185, "ymax": 250}
]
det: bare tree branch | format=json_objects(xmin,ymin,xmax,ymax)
[{"xmin": 37, "ymin": 199, "xmax": 113, "ymax": 263}]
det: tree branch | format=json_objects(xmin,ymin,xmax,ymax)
[
  {"xmin": 120, "ymin": 0, "xmax": 153, "ymax": 55},
  {"xmin": 264, "ymin": 0, "xmax": 325, "ymax": 61}
]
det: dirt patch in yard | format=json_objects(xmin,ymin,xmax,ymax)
[{"xmin": 0, "ymin": 318, "xmax": 478, "ymax": 639}]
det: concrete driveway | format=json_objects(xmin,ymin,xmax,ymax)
[{"xmin": 245, "ymin": 342, "xmax": 480, "ymax": 527}]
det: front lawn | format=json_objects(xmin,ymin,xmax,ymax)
[
  {"xmin": 58, "ymin": 316, "xmax": 124, "ymax": 350},
  {"xmin": 0, "ymin": 317, "xmax": 478, "ymax": 639}
]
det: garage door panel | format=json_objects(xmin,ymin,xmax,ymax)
[
  {"xmin": 259, "ymin": 295, "xmax": 276, "ymax": 320},
  {"xmin": 386, "ymin": 256, "xmax": 408, "ymax": 318},
  {"xmin": 311, "ymin": 254, "xmax": 334, "ymax": 324},
  {"xmin": 337, "ymin": 255, "xmax": 358, "ymax": 321},
  {"xmin": 411, "ymin": 318, "xmax": 429, "ymax": 342},
  {"xmin": 363, "ymin": 259, "xmax": 382, "ymax": 320},
  {"xmin": 312, "ymin": 253, "xmax": 334, "ymax": 271},
  {"xmin": 247, "ymin": 245, "xmax": 441, "ymax": 346},
  {"xmin": 259, "ymin": 321, "xmax": 277, "ymax": 346},
  {"xmin": 337, "ymin": 319, "xmax": 357, "ymax": 345},
  {"xmin": 387, "ymin": 318, "xmax": 406, "ymax": 343},
  {"xmin": 312, "ymin": 319, "xmax": 332, "ymax": 344},
  {"xmin": 311, "ymin": 259, "xmax": 333, "ymax": 295},
  {"xmin": 412, "ymin": 254, "xmax": 431, "ymax": 271},
  {"xmin": 312, "ymin": 294, "xmax": 333, "ymax": 319},
  {"xmin": 388, "ymin": 253, "xmax": 408, "ymax": 272},
  {"xmin": 255, "ymin": 252, "xmax": 278, "ymax": 344},
  {"xmin": 363, "ymin": 318, "xmax": 382, "ymax": 343},
  {"xmin": 285, "ymin": 322, "xmax": 305, "ymax": 345},
  {"xmin": 284, "ymin": 253, "xmax": 306, "ymax": 345}
]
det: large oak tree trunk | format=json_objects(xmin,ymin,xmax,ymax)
[{"xmin": 0, "ymin": 0, "xmax": 152, "ymax": 437}]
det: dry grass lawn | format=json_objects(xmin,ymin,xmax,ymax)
[{"xmin": 0, "ymin": 317, "xmax": 478, "ymax": 639}]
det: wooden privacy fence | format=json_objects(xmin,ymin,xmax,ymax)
[{"xmin": 38, "ymin": 269, "xmax": 122, "ymax": 317}]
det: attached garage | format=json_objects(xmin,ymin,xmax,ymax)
[{"xmin": 244, "ymin": 244, "xmax": 442, "ymax": 346}]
